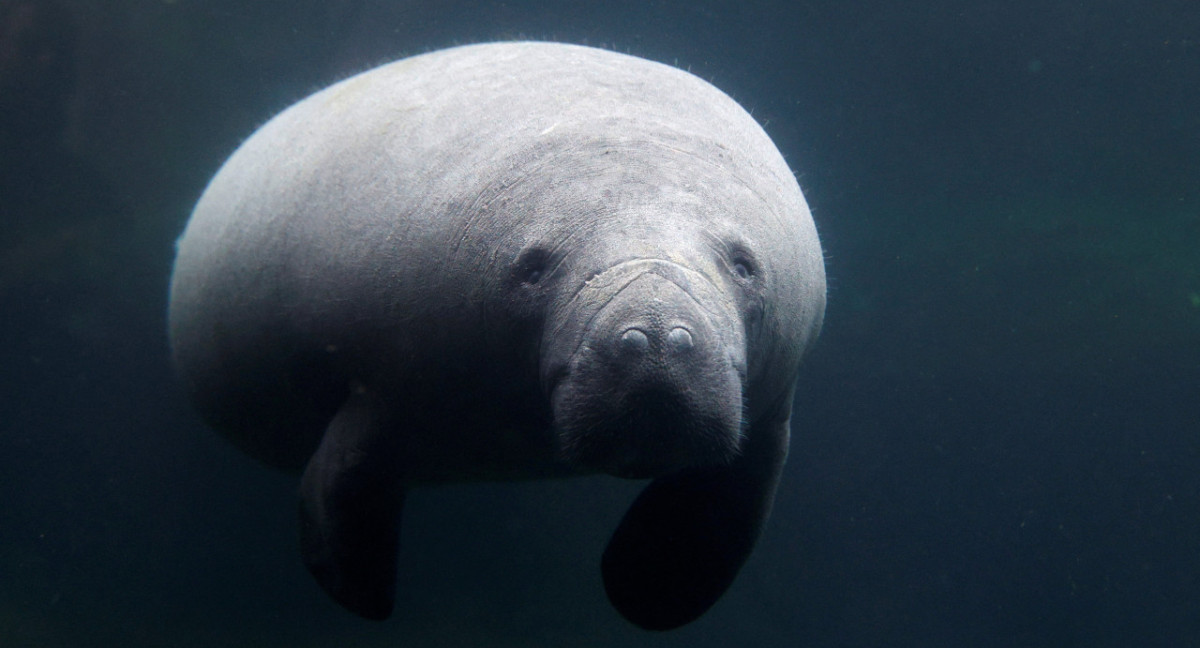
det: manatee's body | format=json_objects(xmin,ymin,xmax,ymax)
[{"xmin": 168, "ymin": 41, "xmax": 825, "ymax": 630}]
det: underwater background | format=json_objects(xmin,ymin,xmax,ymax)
[{"xmin": 2, "ymin": 0, "xmax": 1197, "ymax": 646}]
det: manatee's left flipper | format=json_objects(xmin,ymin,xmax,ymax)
[
  {"xmin": 602, "ymin": 404, "xmax": 792, "ymax": 631},
  {"xmin": 299, "ymin": 387, "xmax": 406, "ymax": 621}
]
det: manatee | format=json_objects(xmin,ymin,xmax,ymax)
[{"xmin": 168, "ymin": 41, "xmax": 826, "ymax": 631}]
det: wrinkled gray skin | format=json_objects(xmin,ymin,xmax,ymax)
[{"xmin": 169, "ymin": 42, "xmax": 825, "ymax": 631}]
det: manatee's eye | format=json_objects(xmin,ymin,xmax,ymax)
[
  {"xmin": 732, "ymin": 259, "xmax": 753, "ymax": 280},
  {"xmin": 729, "ymin": 248, "xmax": 758, "ymax": 281},
  {"xmin": 514, "ymin": 247, "xmax": 552, "ymax": 285}
]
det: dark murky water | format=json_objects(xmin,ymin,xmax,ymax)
[{"xmin": 2, "ymin": 1, "xmax": 1198, "ymax": 645}]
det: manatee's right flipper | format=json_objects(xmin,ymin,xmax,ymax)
[
  {"xmin": 601, "ymin": 401, "xmax": 792, "ymax": 630},
  {"xmin": 299, "ymin": 387, "xmax": 405, "ymax": 620}
]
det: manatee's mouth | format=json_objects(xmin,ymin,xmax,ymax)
[
  {"xmin": 543, "ymin": 259, "xmax": 747, "ymax": 477},
  {"xmin": 552, "ymin": 378, "xmax": 746, "ymax": 478}
]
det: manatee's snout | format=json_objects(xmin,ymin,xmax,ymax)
[
  {"xmin": 602, "ymin": 275, "xmax": 706, "ymax": 379},
  {"xmin": 549, "ymin": 264, "xmax": 746, "ymax": 478}
]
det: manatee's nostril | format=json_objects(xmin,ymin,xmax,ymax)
[
  {"xmin": 620, "ymin": 328, "xmax": 650, "ymax": 353},
  {"xmin": 667, "ymin": 326, "xmax": 694, "ymax": 352}
]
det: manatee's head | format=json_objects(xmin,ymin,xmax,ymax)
[
  {"xmin": 480, "ymin": 136, "xmax": 825, "ymax": 480},
  {"xmin": 491, "ymin": 171, "xmax": 813, "ymax": 478}
]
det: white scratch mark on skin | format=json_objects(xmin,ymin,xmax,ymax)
[{"xmin": 539, "ymin": 122, "xmax": 560, "ymax": 136}]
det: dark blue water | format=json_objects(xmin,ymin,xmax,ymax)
[{"xmin": 2, "ymin": 1, "xmax": 1198, "ymax": 646}]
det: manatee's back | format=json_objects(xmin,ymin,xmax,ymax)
[{"xmin": 167, "ymin": 100, "xmax": 351, "ymax": 470}]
